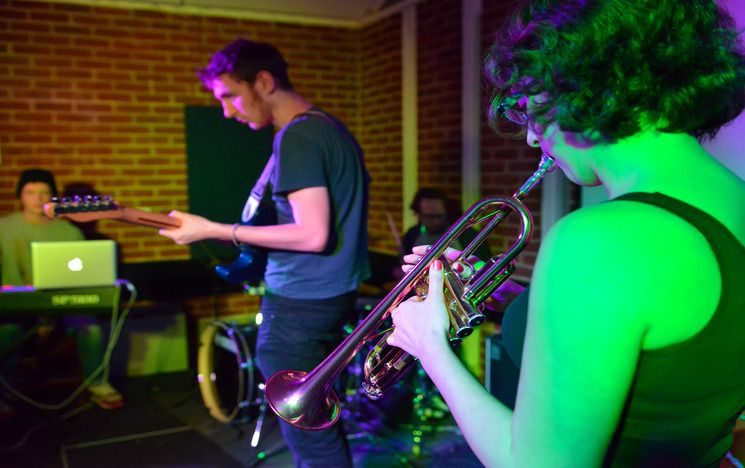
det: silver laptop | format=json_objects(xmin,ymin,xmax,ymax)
[{"xmin": 31, "ymin": 240, "xmax": 117, "ymax": 289}]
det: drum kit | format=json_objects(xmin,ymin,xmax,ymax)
[
  {"xmin": 193, "ymin": 155, "xmax": 556, "ymax": 465},
  {"xmin": 196, "ymin": 320, "xmax": 268, "ymax": 447},
  {"xmin": 195, "ymin": 296, "xmax": 451, "ymax": 456}
]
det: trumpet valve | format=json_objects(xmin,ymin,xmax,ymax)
[
  {"xmin": 467, "ymin": 305, "xmax": 486, "ymax": 327},
  {"xmin": 444, "ymin": 271, "xmax": 482, "ymax": 338}
]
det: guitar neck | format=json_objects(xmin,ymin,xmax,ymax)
[
  {"xmin": 44, "ymin": 201, "xmax": 181, "ymax": 230},
  {"xmin": 118, "ymin": 207, "xmax": 181, "ymax": 229}
]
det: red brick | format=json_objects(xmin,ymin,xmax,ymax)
[{"xmin": 0, "ymin": 0, "xmax": 543, "ymax": 315}]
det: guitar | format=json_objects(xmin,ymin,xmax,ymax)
[
  {"xmin": 43, "ymin": 196, "xmax": 272, "ymax": 287},
  {"xmin": 213, "ymin": 201, "xmax": 275, "ymax": 286},
  {"xmin": 43, "ymin": 196, "xmax": 181, "ymax": 229}
]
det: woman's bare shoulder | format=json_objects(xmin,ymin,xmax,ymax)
[{"xmin": 534, "ymin": 199, "xmax": 720, "ymax": 331}]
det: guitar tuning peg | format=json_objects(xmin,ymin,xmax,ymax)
[
  {"xmin": 72, "ymin": 195, "xmax": 82, "ymax": 204},
  {"xmin": 50, "ymin": 196, "xmax": 60, "ymax": 203},
  {"xmin": 61, "ymin": 197, "xmax": 71, "ymax": 205}
]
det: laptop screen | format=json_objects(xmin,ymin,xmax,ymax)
[{"xmin": 31, "ymin": 240, "xmax": 117, "ymax": 289}]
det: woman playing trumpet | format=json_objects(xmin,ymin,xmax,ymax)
[{"xmin": 389, "ymin": 1, "xmax": 745, "ymax": 466}]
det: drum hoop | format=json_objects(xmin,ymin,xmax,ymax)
[{"xmin": 197, "ymin": 320, "xmax": 255, "ymax": 423}]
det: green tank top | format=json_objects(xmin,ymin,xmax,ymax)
[
  {"xmin": 501, "ymin": 192, "xmax": 745, "ymax": 467},
  {"xmin": 604, "ymin": 192, "xmax": 745, "ymax": 467}
]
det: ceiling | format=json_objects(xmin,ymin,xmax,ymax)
[
  {"xmin": 36, "ymin": 0, "xmax": 416, "ymax": 28},
  {"xmin": 175, "ymin": 0, "xmax": 400, "ymax": 22}
]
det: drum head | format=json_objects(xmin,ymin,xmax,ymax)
[{"xmin": 197, "ymin": 321, "xmax": 259, "ymax": 423}]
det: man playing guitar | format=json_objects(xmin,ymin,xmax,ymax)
[{"xmin": 158, "ymin": 39, "xmax": 370, "ymax": 468}]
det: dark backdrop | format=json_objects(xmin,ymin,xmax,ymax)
[{"xmin": 184, "ymin": 106, "xmax": 273, "ymax": 263}]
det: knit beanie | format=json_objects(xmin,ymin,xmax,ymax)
[{"xmin": 15, "ymin": 168, "xmax": 58, "ymax": 198}]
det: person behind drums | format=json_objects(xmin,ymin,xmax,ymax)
[
  {"xmin": 158, "ymin": 39, "xmax": 370, "ymax": 467},
  {"xmin": 389, "ymin": 1, "xmax": 745, "ymax": 466}
]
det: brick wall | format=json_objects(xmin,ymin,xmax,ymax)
[
  {"xmin": 480, "ymin": 1, "xmax": 549, "ymax": 280},
  {"xmin": 417, "ymin": 0, "xmax": 463, "ymax": 196},
  {"xmin": 0, "ymin": 0, "xmax": 361, "ymax": 257},
  {"xmin": 358, "ymin": 13, "xmax": 402, "ymax": 253},
  {"xmin": 407, "ymin": 0, "xmax": 552, "ymax": 280},
  {"xmin": 0, "ymin": 0, "xmax": 552, "ymax": 312},
  {"xmin": 0, "ymin": 0, "xmax": 362, "ymax": 316}
]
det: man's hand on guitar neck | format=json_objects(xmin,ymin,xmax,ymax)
[
  {"xmin": 159, "ymin": 187, "xmax": 331, "ymax": 252},
  {"xmin": 159, "ymin": 210, "xmax": 220, "ymax": 244}
]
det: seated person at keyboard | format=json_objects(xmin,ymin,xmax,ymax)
[{"xmin": 0, "ymin": 168, "xmax": 122, "ymax": 409}]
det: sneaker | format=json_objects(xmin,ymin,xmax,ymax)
[{"xmin": 88, "ymin": 382, "xmax": 124, "ymax": 410}]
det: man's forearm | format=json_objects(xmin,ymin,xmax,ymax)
[{"xmin": 220, "ymin": 222, "xmax": 328, "ymax": 253}]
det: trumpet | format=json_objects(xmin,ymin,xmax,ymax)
[{"xmin": 265, "ymin": 154, "xmax": 555, "ymax": 430}]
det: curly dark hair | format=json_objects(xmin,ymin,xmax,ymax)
[
  {"xmin": 198, "ymin": 38, "xmax": 294, "ymax": 91},
  {"xmin": 485, "ymin": 0, "xmax": 745, "ymax": 141}
]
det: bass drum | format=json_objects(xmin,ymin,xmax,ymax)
[{"xmin": 197, "ymin": 321, "xmax": 262, "ymax": 424}]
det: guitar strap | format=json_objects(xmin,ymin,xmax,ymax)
[
  {"xmin": 301, "ymin": 109, "xmax": 362, "ymax": 154},
  {"xmin": 240, "ymin": 108, "xmax": 359, "ymax": 224},
  {"xmin": 241, "ymin": 152, "xmax": 275, "ymax": 223}
]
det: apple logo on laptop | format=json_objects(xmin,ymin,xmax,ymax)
[{"xmin": 67, "ymin": 257, "xmax": 84, "ymax": 272}]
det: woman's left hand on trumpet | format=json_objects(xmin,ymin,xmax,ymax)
[
  {"xmin": 401, "ymin": 244, "xmax": 526, "ymax": 303},
  {"xmin": 387, "ymin": 259, "xmax": 452, "ymax": 361}
]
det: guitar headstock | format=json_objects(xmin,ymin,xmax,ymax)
[{"xmin": 44, "ymin": 195, "xmax": 122, "ymax": 223}]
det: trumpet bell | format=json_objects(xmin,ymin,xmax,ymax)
[{"xmin": 265, "ymin": 370, "xmax": 341, "ymax": 431}]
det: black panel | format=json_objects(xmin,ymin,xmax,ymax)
[
  {"xmin": 184, "ymin": 106, "xmax": 273, "ymax": 262},
  {"xmin": 485, "ymin": 334, "xmax": 520, "ymax": 410}
]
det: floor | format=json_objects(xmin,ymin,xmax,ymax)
[{"xmin": 0, "ymin": 370, "xmax": 483, "ymax": 467}]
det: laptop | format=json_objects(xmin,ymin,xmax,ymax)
[{"xmin": 31, "ymin": 240, "xmax": 117, "ymax": 289}]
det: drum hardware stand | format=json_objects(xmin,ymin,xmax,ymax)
[
  {"xmin": 406, "ymin": 365, "xmax": 455, "ymax": 460},
  {"xmin": 198, "ymin": 321, "xmax": 287, "ymax": 465},
  {"xmin": 340, "ymin": 306, "xmax": 389, "ymax": 438},
  {"xmin": 339, "ymin": 336, "xmax": 420, "ymax": 467},
  {"xmin": 216, "ymin": 378, "xmax": 287, "ymax": 467},
  {"xmin": 247, "ymin": 382, "xmax": 267, "ymax": 448},
  {"xmin": 341, "ymin": 385, "xmax": 418, "ymax": 467},
  {"xmin": 339, "ymin": 299, "xmax": 450, "ymax": 463},
  {"xmin": 240, "ymin": 382, "xmax": 289, "ymax": 467}
]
